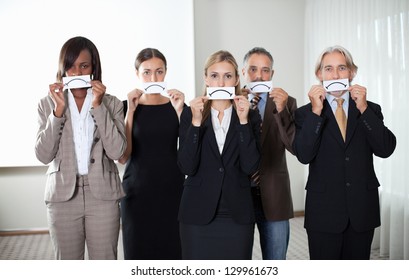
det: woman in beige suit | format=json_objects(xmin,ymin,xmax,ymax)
[{"xmin": 35, "ymin": 36, "xmax": 126, "ymax": 259}]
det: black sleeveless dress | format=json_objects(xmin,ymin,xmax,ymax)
[{"xmin": 121, "ymin": 102, "xmax": 184, "ymax": 259}]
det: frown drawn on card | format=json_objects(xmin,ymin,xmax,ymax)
[
  {"xmin": 207, "ymin": 87, "xmax": 235, "ymax": 100},
  {"xmin": 247, "ymin": 81, "xmax": 273, "ymax": 93},
  {"xmin": 323, "ymin": 78, "xmax": 349, "ymax": 92},
  {"xmin": 63, "ymin": 75, "xmax": 92, "ymax": 90},
  {"xmin": 142, "ymin": 82, "xmax": 167, "ymax": 94}
]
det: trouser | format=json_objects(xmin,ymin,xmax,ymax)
[
  {"xmin": 307, "ymin": 221, "xmax": 374, "ymax": 260},
  {"xmin": 252, "ymin": 187, "xmax": 290, "ymax": 260},
  {"xmin": 46, "ymin": 176, "xmax": 120, "ymax": 260}
]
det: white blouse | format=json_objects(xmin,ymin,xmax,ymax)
[
  {"xmin": 211, "ymin": 105, "xmax": 232, "ymax": 154},
  {"xmin": 68, "ymin": 88, "xmax": 95, "ymax": 175}
]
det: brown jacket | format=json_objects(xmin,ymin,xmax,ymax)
[{"xmin": 258, "ymin": 95, "xmax": 297, "ymax": 220}]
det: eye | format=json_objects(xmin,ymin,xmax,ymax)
[
  {"xmin": 324, "ymin": 66, "xmax": 333, "ymax": 72},
  {"xmin": 339, "ymin": 65, "xmax": 348, "ymax": 71},
  {"xmin": 210, "ymin": 73, "xmax": 218, "ymax": 79},
  {"xmin": 80, "ymin": 64, "xmax": 89, "ymax": 69},
  {"xmin": 225, "ymin": 74, "xmax": 233, "ymax": 79},
  {"xmin": 157, "ymin": 70, "xmax": 164, "ymax": 75},
  {"xmin": 143, "ymin": 70, "xmax": 151, "ymax": 76},
  {"xmin": 250, "ymin": 67, "xmax": 257, "ymax": 73}
]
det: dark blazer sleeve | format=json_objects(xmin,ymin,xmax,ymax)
[
  {"xmin": 273, "ymin": 96, "xmax": 297, "ymax": 154},
  {"xmin": 359, "ymin": 102, "xmax": 396, "ymax": 158},
  {"xmin": 238, "ymin": 109, "xmax": 262, "ymax": 174},
  {"xmin": 178, "ymin": 107, "xmax": 203, "ymax": 176},
  {"xmin": 293, "ymin": 103, "xmax": 327, "ymax": 164}
]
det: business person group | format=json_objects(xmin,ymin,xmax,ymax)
[{"xmin": 35, "ymin": 36, "xmax": 396, "ymax": 260}]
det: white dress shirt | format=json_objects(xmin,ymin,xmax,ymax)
[
  {"xmin": 326, "ymin": 91, "xmax": 350, "ymax": 117},
  {"xmin": 68, "ymin": 88, "xmax": 94, "ymax": 175}
]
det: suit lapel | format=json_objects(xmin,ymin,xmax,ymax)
[
  {"xmin": 222, "ymin": 107, "xmax": 238, "ymax": 153},
  {"xmin": 345, "ymin": 96, "xmax": 360, "ymax": 146},
  {"xmin": 204, "ymin": 115, "xmax": 222, "ymax": 157},
  {"xmin": 323, "ymin": 99, "xmax": 345, "ymax": 147}
]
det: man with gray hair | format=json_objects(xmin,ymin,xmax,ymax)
[{"xmin": 242, "ymin": 47, "xmax": 297, "ymax": 260}]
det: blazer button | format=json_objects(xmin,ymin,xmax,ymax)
[
  {"xmin": 346, "ymin": 182, "xmax": 351, "ymax": 187},
  {"xmin": 219, "ymin": 167, "xmax": 224, "ymax": 173},
  {"xmin": 90, "ymin": 158, "xmax": 95, "ymax": 164}
]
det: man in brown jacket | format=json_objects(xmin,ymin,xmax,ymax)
[{"xmin": 242, "ymin": 47, "xmax": 297, "ymax": 259}]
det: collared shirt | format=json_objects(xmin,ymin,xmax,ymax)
[
  {"xmin": 248, "ymin": 92, "xmax": 268, "ymax": 121},
  {"xmin": 326, "ymin": 91, "xmax": 350, "ymax": 117},
  {"xmin": 211, "ymin": 105, "xmax": 232, "ymax": 154},
  {"xmin": 68, "ymin": 88, "xmax": 95, "ymax": 175}
]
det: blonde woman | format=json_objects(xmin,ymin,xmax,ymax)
[{"xmin": 177, "ymin": 50, "xmax": 261, "ymax": 259}]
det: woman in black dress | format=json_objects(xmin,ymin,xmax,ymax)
[
  {"xmin": 177, "ymin": 50, "xmax": 261, "ymax": 259},
  {"xmin": 119, "ymin": 48, "xmax": 185, "ymax": 259}
]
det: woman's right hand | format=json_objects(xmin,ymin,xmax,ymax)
[
  {"xmin": 127, "ymin": 88, "xmax": 144, "ymax": 112},
  {"xmin": 189, "ymin": 96, "xmax": 208, "ymax": 126},
  {"xmin": 49, "ymin": 83, "xmax": 65, "ymax": 118}
]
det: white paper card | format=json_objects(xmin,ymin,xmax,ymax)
[
  {"xmin": 142, "ymin": 82, "xmax": 167, "ymax": 94},
  {"xmin": 207, "ymin": 87, "xmax": 235, "ymax": 100},
  {"xmin": 323, "ymin": 78, "xmax": 349, "ymax": 92},
  {"xmin": 246, "ymin": 81, "xmax": 273, "ymax": 93},
  {"xmin": 63, "ymin": 75, "xmax": 91, "ymax": 89}
]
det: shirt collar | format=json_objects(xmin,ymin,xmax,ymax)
[{"xmin": 326, "ymin": 91, "xmax": 350, "ymax": 104}]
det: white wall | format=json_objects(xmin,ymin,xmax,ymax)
[
  {"xmin": 0, "ymin": 0, "xmax": 195, "ymax": 167},
  {"xmin": 0, "ymin": 0, "xmax": 307, "ymax": 231}
]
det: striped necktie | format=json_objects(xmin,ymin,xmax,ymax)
[{"xmin": 251, "ymin": 95, "xmax": 261, "ymax": 110}]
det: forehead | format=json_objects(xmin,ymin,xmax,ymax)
[
  {"xmin": 208, "ymin": 61, "xmax": 235, "ymax": 72},
  {"xmin": 322, "ymin": 51, "xmax": 347, "ymax": 66},
  {"xmin": 75, "ymin": 49, "xmax": 92, "ymax": 62},
  {"xmin": 247, "ymin": 53, "xmax": 271, "ymax": 67},
  {"xmin": 139, "ymin": 57, "xmax": 165, "ymax": 69}
]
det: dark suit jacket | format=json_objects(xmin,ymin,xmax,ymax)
[
  {"xmin": 178, "ymin": 106, "xmax": 261, "ymax": 225},
  {"xmin": 293, "ymin": 97, "xmax": 396, "ymax": 233},
  {"xmin": 258, "ymin": 96, "xmax": 297, "ymax": 220}
]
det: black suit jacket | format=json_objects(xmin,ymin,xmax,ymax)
[
  {"xmin": 293, "ymin": 97, "xmax": 396, "ymax": 233},
  {"xmin": 178, "ymin": 106, "xmax": 261, "ymax": 225}
]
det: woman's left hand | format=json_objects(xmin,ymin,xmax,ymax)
[
  {"xmin": 234, "ymin": 95, "xmax": 250, "ymax": 124},
  {"xmin": 91, "ymin": 80, "xmax": 106, "ymax": 108},
  {"xmin": 168, "ymin": 89, "xmax": 185, "ymax": 116}
]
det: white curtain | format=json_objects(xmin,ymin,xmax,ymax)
[{"xmin": 304, "ymin": 0, "xmax": 409, "ymax": 259}]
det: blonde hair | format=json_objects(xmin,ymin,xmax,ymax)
[{"xmin": 201, "ymin": 50, "xmax": 242, "ymax": 123}]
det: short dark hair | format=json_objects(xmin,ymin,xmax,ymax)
[{"xmin": 243, "ymin": 47, "xmax": 274, "ymax": 68}]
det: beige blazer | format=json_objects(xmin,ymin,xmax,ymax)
[
  {"xmin": 35, "ymin": 92, "xmax": 126, "ymax": 202},
  {"xmin": 258, "ymin": 96, "xmax": 297, "ymax": 221}
]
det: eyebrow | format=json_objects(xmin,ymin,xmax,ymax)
[
  {"xmin": 249, "ymin": 65, "xmax": 271, "ymax": 70},
  {"xmin": 144, "ymin": 67, "xmax": 164, "ymax": 71},
  {"xmin": 324, "ymin": 64, "xmax": 347, "ymax": 68}
]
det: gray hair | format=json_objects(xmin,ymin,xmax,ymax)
[
  {"xmin": 243, "ymin": 47, "xmax": 274, "ymax": 69},
  {"xmin": 314, "ymin": 45, "xmax": 358, "ymax": 79}
]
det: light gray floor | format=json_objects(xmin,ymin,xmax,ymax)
[{"xmin": 0, "ymin": 216, "xmax": 387, "ymax": 260}]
